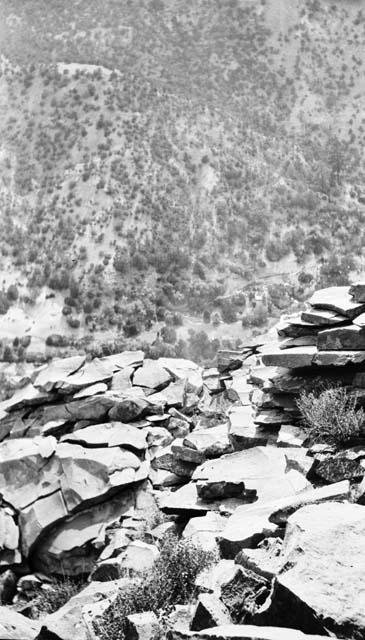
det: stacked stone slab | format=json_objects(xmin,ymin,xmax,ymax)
[{"xmin": 242, "ymin": 285, "xmax": 365, "ymax": 432}]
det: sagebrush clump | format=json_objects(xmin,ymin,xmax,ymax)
[
  {"xmin": 30, "ymin": 577, "xmax": 84, "ymax": 618},
  {"xmin": 297, "ymin": 386, "xmax": 365, "ymax": 446},
  {"xmin": 95, "ymin": 534, "xmax": 217, "ymax": 640}
]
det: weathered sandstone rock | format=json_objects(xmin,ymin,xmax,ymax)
[
  {"xmin": 276, "ymin": 317, "xmax": 320, "ymax": 338},
  {"xmin": 0, "ymin": 606, "xmax": 39, "ymax": 639},
  {"xmin": 61, "ymin": 422, "xmax": 146, "ymax": 451},
  {"xmin": 309, "ymin": 286, "xmax": 365, "ymax": 319},
  {"xmin": 148, "ymin": 379, "xmax": 187, "ymax": 408},
  {"xmin": 0, "ymin": 437, "xmax": 58, "ymax": 510},
  {"xmin": 33, "ymin": 355, "xmax": 85, "ymax": 391},
  {"xmin": 261, "ymin": 347, "xmax": 317, "ymax": 369},
  {"xmin": 317, "ymin": 325, "xmax": 365, "ymax": 350},
  {"xmin": 133, "ymin": 359, "xmax": 172, "ymax": 390},
  {"xmin": 312, "ymin": 349, "xmax": 365, "ymax": 366},
  {"xmin": 57, "ymin": 358, "xmax": 114, "ymax": 392},
  {"xmin": 73, "ymin": 382, "xmax": 108, "ymax": 398},
  {"xmin": 260, "ymin": 502, "xmax": 365, "ymax": 638},
  {"xmin": 101, "ymin": 350, "xmax": 144, "ymax": 371},
  {"xmin": 235, "ymin": 538, "xmax": 282, "ymax": 581},
  {"xmin": 219, "ymin": 481, "xmax": 349, "ymax": 557},
  {"xmin": 32, "ymin": 488, "xmax": 140, "ymax": 575},
  {"xmin": 192, "ymin": 447, "xmax": 309, "ymax": 504},
  {"xmin": 301, "ymin": 308, "xmax": 348, "ymax": 326},
  {"xmin": 158, "ymin": 358, "xmax": 203, "ymax": 394}
]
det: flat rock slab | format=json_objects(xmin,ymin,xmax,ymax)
[
  {"xmin": 57, "ymin": 358, "xmax": 114, "ymax": 392},
  {"xmin": 276, "ymin": 317, "xmax": 320, "ymax": 338},
  {"xmin": 148, "ymin": 379, "xmax": 187, "ymax": 408},
  {"xmin": 170, "ymin": 624, "xmax": 331, "ymax": 639},
  {"xmin": 34, "ymin": 356, "xmax": 85, "ymax": 391},
  {"xmin": 317, "ymin": 325, "xmax": 365, "ymax": 350},
  {"xmin": 261, "ymin": 347, "xmax": 317, "ymax": 369},
  {"xmin": 0, "ymin": 383, "xmax": 54, "ymax": 413},
  {"xmin": 309, "ymin": 286, "xmax": 365, "ymax": 319},
  {"xmin": 61, "ymin": 422, "xmax": 146, "ymax": 451},
  {"xmin": 56, "ymin": 443, "xmax": 146, "ymax": 512},
  {"xmin": 301, "ymin": 308, "xmax": 348, "ymax": 326},
  {"xmin": 133, "ymin": 359, "xmax": 172, "ymax": 390},
  {"xmin": 192, "ymin": 447, "xmax": 309, "ymax": 503},
  {"xmin": 158, "ymin": 358, "xmax": 203, "ymax": 394},
  {"xmin": 277, "ymin": 425, "xmax": 307, "ymax": 448},
  {"xmin": 184, "ymin": 424, "xmax": 231, "ymax": 457},
  {"xmin": 158, "ymin": 482, "xmax": 251, "ymax": 517},
  {"xmin": 0, "ymin": 606, "xmax": 39, "ymax": 639},
  {"xmin": 265, "ymin": 502, "xmax": 365, "ymax": 638},
  {"xmin": 278, "ymin": 336, "xmax": 317, "ymax": 349},
  {"xmin": 110, "ymin": 366, "xmax": 134, "ymax": 392},
  {"xmin": 0, "ymin": 437, "xmax": 59, "ymax": 510},
  {"xmin": 313, "ymin": 350, "xmax": 365, "ymax": 366},
  {"xmin": 101, "ymin": 350, "xmax": 144, "ymax": 372},
  {"xmin": 73, "ymin": 382, "xmax": 108, "ymax": 398}
]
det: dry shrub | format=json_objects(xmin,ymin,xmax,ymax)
[
  {"xmin": 95, "ymin": 533, "xmax": 217, "ymax": 640},
  {"xmin": 297, "ymin": 385, "xmax": 364, "ymax": 446}
]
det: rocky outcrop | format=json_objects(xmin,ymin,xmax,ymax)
[
  {"xmin": 257, "ymin": 503, "xmax": 365, "ymax": 639},
  {"xmin": 0, "ymin": 285, "xmax": 365, "ymax": 640}
]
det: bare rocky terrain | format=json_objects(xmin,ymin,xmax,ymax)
[
  {"xmin": 0, "ymin": 284, "xmax": 365, "ymax": 639},
  {"xmin": 1, "ymin": 1, "xmax": 365, "ymax": 639}
]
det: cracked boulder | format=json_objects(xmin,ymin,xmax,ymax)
[
  {"xmin": 0, "ymin": 607, "xmax": 39, "ymax": 639},
  {"xmin": 258, "ymin": 502, "xmax": 365, "ymax": 639},
  {"xmin": 31, "ymin": 488, "xmax": 141, "ymax": 575}
]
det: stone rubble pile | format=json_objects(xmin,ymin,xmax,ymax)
[{"xmin": 0, "ymin": 285, "xmax": 365, "ymax": 640}]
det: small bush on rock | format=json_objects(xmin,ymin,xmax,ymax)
[
  {"xmin": 297, "ymin": 386, "xmax": 365, "ymax": 446},
  {"xmin": 95, "ymin": 534, "xmax": 217, "ymax": 640},
  {"xmin": 30, "ymin": 577, "xmax": 84, "ymax": 618}
]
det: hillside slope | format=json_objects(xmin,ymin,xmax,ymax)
[{"xmin": 0, "ymin": 0, "xmax": 365, "ymax": 361}]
